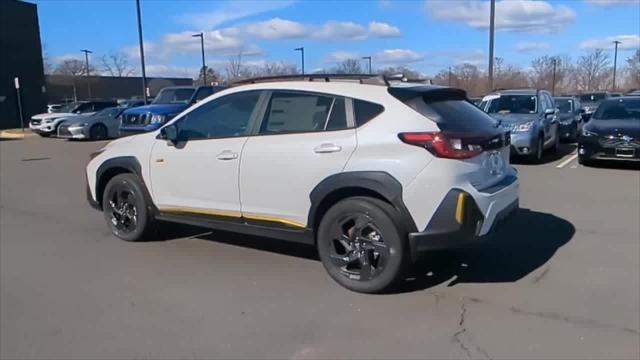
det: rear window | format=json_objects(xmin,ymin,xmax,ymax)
[
  {"xmin": 353, "ymin": 99, "xmax": 384, "ymax": 126},
  {"xmin": 405, "ymin": 97, "xmax": 500, "ymax": 133}
]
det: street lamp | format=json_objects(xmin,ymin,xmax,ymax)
[
  {"xmin": 192, "ymin": 32, "xmax": 207, "ymax": 85},
  {"xmin": 294, "ymin": 47, "xmax": 305, "ymax": 75},
  {"xmin": 80, "ymin": 49, "xmax": 92, "ymax": 99},
  {"xmin": 362, "ymin": 56, "xmax": 372, "ymax": 74},
  {"xmin": 551, "ymin": 58, "xmax": 557, "ymax": 96},
  {"xmin": 612, "ymin": 40, "xmax": 622, "ymax": 91},
  {"xmin": 487, "ymin": 0, "xmax": 496, "ymax": 92},
  {"xmin": 136, "ymin": 0, "xmax": 148, "ymax": 104}
]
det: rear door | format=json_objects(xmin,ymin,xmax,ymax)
[{"xmin": 239, "ymin": 91, "xmax": 356, "ymax": 228}]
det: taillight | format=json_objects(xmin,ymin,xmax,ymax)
[{"xmin": 398, "ymin": 132, "xmax": 483, "ymax": 159}]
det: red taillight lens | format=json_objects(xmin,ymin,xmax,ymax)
[{"xmin": 398, "ymin": 132, "xmax": 483, "ymax": 159}]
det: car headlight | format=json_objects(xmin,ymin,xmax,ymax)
[
  {"xmin": 43, "ymin": 118, "xmax": 56, "ymax": 123},
  {"xmin": 511, "ymin": 121, "xmax": 535, "ymax": 133},
  {"xmin": 150, "ymin": 114, "xmax": 166, "ymax": 124},
  {"xmin": 582, "ymin": 129, "xmax": 598, "ymax": 137}
]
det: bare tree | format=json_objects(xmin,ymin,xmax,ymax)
[
  {"xmin": 195, "ymin": 67, "xmax": 223, "ymax": 85},
  {"xmin": 378, "ymin": 66, "xmax": 423, "ymax": 79},
  {"xmin": 255, "ymin": 61, "xmax": 299, "ymax": 76},
  {"xmin": 332, "ymin": 59, "xmax": 363, "ymax": 74},
  {"xmin": 225, "ymin": 53, "xmax": 254, "ymax": 81},
  {"xmin": 575, "ymin": 49, "xmax": 611, "ymax": 91},
  {"xmin": 493, "ymin": 57, "xmax": 528, "ymax": 89},
  {"xmin": 101, "ymin": 53, "xmax": 134, "ymax": 77},
  {"xmin": 625, "ymin": 49, "xmax": 640, "ymax": 89},
  {"xmin": 54, "ymin": 59, "xmax": 91, "ymax": 76}
]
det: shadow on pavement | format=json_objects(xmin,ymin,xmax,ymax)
[
  {"xmin": 397, "ymin": 208, "xmax": 575, "ymax": 293},
  {"xmin": 511, "ymin": 143, "xmax": 577, "ymax": 165},
  {"xmin": 583, "ymin": 160, "xmax": 640, "ymax": 171}
]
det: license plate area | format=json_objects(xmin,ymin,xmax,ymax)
[{"xmin": 615, "ymin": 148, "xmax": 635, "ymax": 158}]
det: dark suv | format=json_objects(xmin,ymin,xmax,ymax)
[
  {"xmin": 579, "ymin": 92, "xmax": 611, "ymax": 120},
  {"xmin": 119, "ymin": 85, "xmax": 225, "ymax": 135},
  {"xmin": 479, "ymin": 89, "xmax": 560, "ymax": 162},
  {"xmin": 554, "ymin": 96, "xmax": 584, "ymax": 141}
]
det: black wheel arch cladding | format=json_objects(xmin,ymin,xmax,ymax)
[
  {"xmin": 308, "ymin": 171, "xmax": 418, "ymax": 234},
  {"xmin": 95, "ymin": 157, "xmax": 154, "ymax": 211}
]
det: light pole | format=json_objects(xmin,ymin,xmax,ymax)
[
  {"xmin": 448, "ymin": 66, "xmax": 452, "ymax": 86},
  {"xmin": 487, "ymin": 0, "xmax": 496, "ymax": 92},
  {"xmin": 612, "ymin": 40, "xmax": 622, "ymax": 91},
  {"xmin": 294, "ymin": 47, "xmax": 305, "ymax": 75},
  {"xmin": 362, "ymin": 56, "xmax": 372, "ymax": 74},
  {"xmin": 136, "ymin": 0, "xmax": 148, "ymax": 104},
  {"xmin": 551, "ymin": 58, "xmax": 557, "ymax": 96},
  {"xmin": 192, "ymin": 32, "xmax": 206, "ymax": 85},
  {"xmin": 80, "ymin": 49, "xmax": 92, "ymax": 99}
]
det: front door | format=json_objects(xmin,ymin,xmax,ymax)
[{"xmin": 149, "ymin": 90, "xmax": 263, "ymax": 217}]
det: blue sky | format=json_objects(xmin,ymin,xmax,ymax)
[{"xmin": 36, "ymin": 0, "xmax": 640, "ymax": 78}]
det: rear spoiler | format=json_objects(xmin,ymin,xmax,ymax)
[{"xmin": 388, "ymin": 86, "xmax": 467, "ymax": 103}]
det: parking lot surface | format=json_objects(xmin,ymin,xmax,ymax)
[{"xmin": 1, "ymin": 137, "xmax": 639, "ymax": 359}]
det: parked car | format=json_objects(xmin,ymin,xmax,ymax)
[
  {"xmin": 554, "ymin": 96, "xmax": 584, "ymax": 141},
  {"xmin": 119, "ymin": 86, "xmax": 225, "ymax": 135},
  {"xmin": 579, "ymin": 92, "xmax": 611, "ymax": 119},
  {"xmin": 479, "ymin": 89, "xmax": 560, "ymax": 162},
  {"xmin": 468, "ymin": 97, "xmax": 483, "ymax": 107},
  {"xmin": 57, "ymin": 106, "xmax": 125, "ymax": 140},
  {"xmin": 609, "ymin": 92, "xmax": 623, "ymax": 98},
  {"xmin": 47, "ymin": 104, "xmax": 64, "ymax": 113},
  {"xmin": 30, "ymin": 100, "xmax": 118, "ymax": 137},
  {"xmin": 86, "ymin": 75, "xmax": 519, "ymax": 293},
  {"xmin": 626, "ymin": 89, "xmax": 640, "ymax": 96},
  {"xmin": 117, "ymin": 98, "xmax": 148, "ymax": 108},
  {"xmin": 578, "ymin": 97, "xmax": 640, "ymax": 165}
]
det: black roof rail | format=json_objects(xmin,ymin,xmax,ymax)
[{"xmin": 230, "ymin": 73, "xmax": 432, "ymax": 87}]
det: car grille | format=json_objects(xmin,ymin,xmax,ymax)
[
  {"xmin": 57, "ymin": 124, "xmax": 72, "ymax": 137},
  {"xmin": 123, "ymin": 113, "xmax": 151, "ymax": 125},
  {"xmin": 31, "ymin": 118, "xmax": 41, "ymax": 125},
  {"xmin": 598, "ymin": 135, "xmax": 640, "ymax": 148}
]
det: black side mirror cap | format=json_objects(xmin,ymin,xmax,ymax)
[{"xmin": 159, "ymin": 124, "xmax": 179, "ymax": 145}]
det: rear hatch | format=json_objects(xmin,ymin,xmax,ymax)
[{"xmin": 391, "ymin": 86, "xmax": 512, "ymax": 191}]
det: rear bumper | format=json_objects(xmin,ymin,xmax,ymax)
[{"xmin": 408, "ymin": 185, "xmax": 519, "ymax": 257}]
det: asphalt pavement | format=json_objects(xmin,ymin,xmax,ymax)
[{"xmin": 1, "ymin": 137, "xmax": 639, "ymax": 359}]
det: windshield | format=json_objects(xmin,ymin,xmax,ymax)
[
  {"xmin": 152, "ymin": 88, "xmax": 195, "ymax": 104},
  {"xmin": 555, "ymin": 98, "xmax": 573, "ymax": 113},
  {"xmin": 580, "ymin": 93, "xmax": 606, "ymax": 102},
  {"xmin": 484, "ymin": 95, "xmax": 537, "ymax": 114},
  {"xmin": 93, "ymin": 107, "xmax": 122, "ymax": 117},
  {"xmin": 592, "ymin": 99, "xmax": 640, "ymax": 120}
]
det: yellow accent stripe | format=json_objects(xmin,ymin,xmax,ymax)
[
  {"xmin": 159, "ymin": 207, "xmax": 306, "ymax": 228},
  {"xmin": 455, "ymin": 193, "xmax": 466, "ymax": 224}
]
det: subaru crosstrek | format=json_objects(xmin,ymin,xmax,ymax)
[
  {"xmin": 86, "ymin": 75, "xmax": 519, "ymax": 293},
  {"xmin": 480, "ymin": 89, "xmax": 560, "ymax": 162},
  {"xmin": 119, "ymin": 85, "xmax": 225, "ymax": 135}
]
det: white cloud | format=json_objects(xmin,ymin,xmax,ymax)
[
  {"xmin": 374, "ymin": 49, "xmax": 425, "ymax": 64},
  {"xmin": 313, "ymin": 21, "xmax": 368, "ymax": 40},
  {"xmin": 425, "ymin": 0, "xmax": 576, "ymax": 33},
  {"xmin": 368, "ymin": 21, "xmax": 401, "ymax": 37},
  {"xmin": 326, "ymin": 51, "xmax": 361, "ymax": 63},
  {"xmin": 176, "ymin": 0, "xmax": 295, "ymax": 29},
  {"xmin": 579, "ymin": 34, "xmax": 640, "ymax": 50},
  {"xmin": 584, "ymin": 0, "xmax": 639, "ymax": 7},
  {"xmin": 145, "ymin": 64, "xmax": 199, "ymax": 78},
  {"xmin": 245, "ymin": 18, "xmax": 307, "ymax": 39},
  {"xmin": 514, "ymin": 41, "xmax": 550, "ymax": 53}
]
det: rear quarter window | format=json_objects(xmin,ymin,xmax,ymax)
[{"xmin": 353, "ymin": 99, "xmax": 384, "ymax": 126}]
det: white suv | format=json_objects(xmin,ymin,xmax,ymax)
[{"xmin": 86, "ymin": 75, "xmax": 519, "ymax": 293}]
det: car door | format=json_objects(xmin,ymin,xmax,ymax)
[
  {"xmin": 149, "ymin": 90, "xmax": 263, "ymax": 216},
  {"xmin": 545, "ymin": 93, "xmax": 559, "ymax": 143},
  {"xmin": 239, "ymin": 91, "xmax": 357, "ymax": 228},
  {"xmin": 539, "ymin": 94, "xmax": 552, "ymax": 145}
]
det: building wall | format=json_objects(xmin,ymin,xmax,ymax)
[
  {"xmin": 0, "ymin": 0, "xmax": 47, "ymax": 130},
  {"xmin": 45, "ymin": 75, "xmax": 194, "ymax": 103}
]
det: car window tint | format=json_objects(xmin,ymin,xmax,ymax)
[
  {"xmin": 260, "ymin": 92, "xmax": 333, "ymax": 133},
  {"xmin": 194, "ymin": 87, "xmax": 214, "ymax": 101},
  {"xmin": 326, "ymin": 97, "xmax": 347, "ymax": 130},
  {"xmin": 353, "ymin": 99, "xmax": 384, "ymax": 126},
  {"xmin": 178, "ymin": 91, "xmax": 260, "ymax": 140}
]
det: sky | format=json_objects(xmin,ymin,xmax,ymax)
[{"xmin": 35, "ymin": 0, "xmax": 640, "ymax": 78}]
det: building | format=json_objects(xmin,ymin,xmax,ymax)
[
  {"xmin": 45, "ymin": 75, "xmax": 193, "ymax": 104},
  {"xmin": 0, "ymin": 0, "xmax": 46, "ymax": 130}
]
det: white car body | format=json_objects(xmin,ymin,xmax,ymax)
[{"xmin": 30, "ymin": 112, "xmax": 91, "ymax": 134}]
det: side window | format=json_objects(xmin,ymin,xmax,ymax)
[
  {"xmin": 194, "ymin": 87, "xmax": 213, "ymax": 102},
  {"xmin": 177, "ymin": 91, "xmax": 261, "ymax": 140},
  {"xmin": 353, "ymin": 99, "xmax": 384, "ymax": 126},
  {"xmin": 326, "ymin": 97, "xmax": 347, "ymax": 130},
  {"xmin": 76, "ymin": 103, "xmax": 92, "ymax": 113},
  {"xmin": 260, "ymin": 92, "xmax": 334, "ymax": 134},
  {"xmin": 539, "ymin": 95, "xmax": 548, "ymax": 112},
  {"xmin": 545, "ymin": 94, "xmax": 554, "ymax": 110}
]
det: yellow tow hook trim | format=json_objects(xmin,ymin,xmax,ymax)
[{"xmin": 455, "ymin": 193, "xmax": 467, "ymax": 224}]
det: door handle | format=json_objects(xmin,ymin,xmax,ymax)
[
  {"xmin": 313, "ymin": 143, "xmax": 342, "ymax": 154},
  {"xmin": 216, "ymin": 150, "xmax": 238, "ymax": 160}
]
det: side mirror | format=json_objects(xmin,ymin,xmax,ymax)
[
  {"xmin": 159, "ymin": 124, "xmax": 179, "ymax": 145},
  {"xmin": 544, "ymin": 108, "xmax": 555, "ymax": 118},
  {"xmin": 579, "ymin": 108, "xmax": 586, "ymax": 114}
]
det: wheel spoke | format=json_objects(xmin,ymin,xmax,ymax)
[
  {"xmin": 369, "ymin": 241, "xmax": 389, "ymax": 256},
  {"xmin": 352, "ymin": 215, "xmax": 370, "ymax": 237},
  {"xmin": 329, "ymin": 253, "xmax": 350, "ymax": 267},
  {"xmin": 359, "ymin": 254, "xmax": 373, "ymax": 280}
]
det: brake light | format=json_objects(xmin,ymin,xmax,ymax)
[{"xmin": 398, "ymin": 132, "xmax": 483, "ymax": 159}]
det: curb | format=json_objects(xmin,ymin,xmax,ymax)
[{"xmin": 0, "ymin": 129, "xmax": 37, "ymax": 139}]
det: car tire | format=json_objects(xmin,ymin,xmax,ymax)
[
  {"xmin": 38, "ymin": 132, "xmax": 50, "ymax": 138},
  {"xmin": 529, "ymin": 136, "xmax": 544, "ymax": 163},
  {"xmin": 316, "ymin": 196, "xmax": 409, "ymax": 293},
  {"xmin": 102, "ymin": 173, "xmax": 155, "ymax": 242},
  {"xmin": 578, "ymin": 155, "xmax": 591, "ymax": 167},
  {"xmin": 89, "ymin": 124, "xmax": 108, "ymax": 140},
  {"xmin": 552, "ymin": 132, "xmax": 560, "ymax": 153}
]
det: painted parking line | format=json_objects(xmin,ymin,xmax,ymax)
[{"xmin": 556, "ymin": 154, "xmax": 578, "ymax": 168}]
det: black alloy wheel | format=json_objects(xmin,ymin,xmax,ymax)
[
  {"xmin": 102, "ymin": 174, "xmax": 154, "ymax": 241},
  {"xmin": 90, "ymin": 124, "xmax": 108, "ymax": 140}
]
